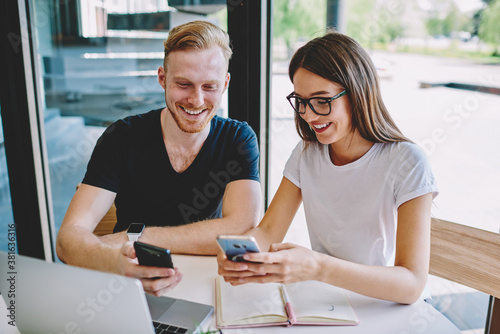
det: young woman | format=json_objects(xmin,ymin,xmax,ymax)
[{"xmin": 217, "ymin": 31, "xmax": 438, "ymax": 304}]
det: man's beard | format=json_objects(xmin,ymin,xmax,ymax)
[{"xmin": 168, "ymin": 105, "xmax": 215, "ymax": 134}]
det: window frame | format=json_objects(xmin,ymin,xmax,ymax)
[{"xmin": 0, "ymin": 0, "xmax": 55, "ymax": 259}]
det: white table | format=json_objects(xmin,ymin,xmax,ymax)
[
  {"xmin": 0, "ymin": 254, "xmax": 461, "ymax": 333},
  {"xmin": 168, "ymin": 254, "xmax": 461, "ymax": 334}
]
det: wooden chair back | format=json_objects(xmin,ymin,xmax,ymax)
[
  {"xmin": 430, "ymin": 217, "xmax": 500, "ymax": 299},
  {"xmin": 93, "ymin": 202, "xmax": 117, "ymax": 236},
  {"xmin": 75, "ymin": 183, "xmax": 117, "ymax": 236}
]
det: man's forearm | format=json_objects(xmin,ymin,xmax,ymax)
[
  {"xmin": 139, "ymin": 217, "xmax": 255, "ymax": 255},
  {"xmin": 138, "ymin": 179, "xmax": 262, "ymax": 254},
  {"xmin": 56, "ymin": 225, "xmax": 123, "ymax": 273}
]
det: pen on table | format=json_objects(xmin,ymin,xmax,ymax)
[{"xmin": 279, "ymin": 284, "xmax": 296, "ymax": 325}]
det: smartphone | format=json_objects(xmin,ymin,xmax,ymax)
[
  {"xmin": 216, "ymin": 235, "xmax": 261, "ymax": 262},
  {"xmin": 134, "ymin": 241, "xmax": 174, "ymax": 268}
]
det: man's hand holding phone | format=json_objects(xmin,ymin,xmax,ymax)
[{"xmin": 120, "ymin": 241, "xmax": 182, "ymax": 296}]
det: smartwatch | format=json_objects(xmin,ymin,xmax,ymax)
[{"xmin": 127, "ymin": 223, "xmax": 145, "ymax": 242}]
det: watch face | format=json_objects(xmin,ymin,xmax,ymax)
[{"xmin": 127, "ymin": 223, "xmax": 145, "ymax": 234}]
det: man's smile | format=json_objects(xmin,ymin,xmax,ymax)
[{"xmin": 180, "ymin": 106, "xmax": 207, "ymax": 116}]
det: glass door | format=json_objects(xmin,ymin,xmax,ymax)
[
  {"xmin": 28, "ymin": 0, "xmax": 228, "ymax": 259},
  {"xmin": 269, "ymin": 0, "xmax": 500, "ymax": 332}
]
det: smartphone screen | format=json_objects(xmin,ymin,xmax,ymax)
[{"xmin": 134, "ymin": 241, "xmax": 174, "ymax": 268}]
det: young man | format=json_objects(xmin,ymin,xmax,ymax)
[{"xmin": 56, "ymin": 21, "xmax": 262, "ymax": 296}]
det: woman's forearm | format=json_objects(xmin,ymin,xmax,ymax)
[{"xmin": 316, "ymin": 253, "xmax": 427, "ymax": 304}]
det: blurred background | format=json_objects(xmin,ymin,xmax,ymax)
[{"xmin": 1, "ymin": 1, "xmax": 499, "ymax": 332}]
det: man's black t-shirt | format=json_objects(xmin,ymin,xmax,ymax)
[{"xmin": 82, "ymin": 109, "xmax": 260, "ymax": 232}]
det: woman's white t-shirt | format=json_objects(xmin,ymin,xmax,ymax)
[{"xmin": 283, "ymin": 141, "xmax": 439, "ymax": 267}]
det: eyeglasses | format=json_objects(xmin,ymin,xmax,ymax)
[{"xmin": 286, "ymin": 90, "xmax": 347, "ymax": 116}]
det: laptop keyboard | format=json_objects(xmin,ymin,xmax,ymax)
[{"xmin": 153, "ymin": 321, "xmax": 188, "ymax": 334}]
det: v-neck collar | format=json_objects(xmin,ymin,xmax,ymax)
[{"xmin": 156, "ymin": 111, "xmax": 215, "ymax": 175}]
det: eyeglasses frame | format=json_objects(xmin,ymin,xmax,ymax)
[{"xmin": 286, "ymin": 90, "xmax": 347, "ymax": 116}]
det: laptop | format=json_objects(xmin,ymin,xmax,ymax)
[{"xmin": 0, "ymin": 251, "xmax": 213, "ymax": 334}]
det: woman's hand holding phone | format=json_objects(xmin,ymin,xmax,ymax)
[
  {"xmin": 216, "ymin": 235, "xmax": 269, "ymax": 285},
  {"xmin": 217, "ymin": 238, "xmax": 321, "ymax": 286},
  {"xmin": 216, "ymin": 235, "xmax": 261, "ymax": 262},
  {"xmin": 217, "ymin": 248, "xmax": 257, "ymax": 286}
]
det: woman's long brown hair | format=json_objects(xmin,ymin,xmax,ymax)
[{"xmin": 289, "ymin": 31, "xmax": 411, "ymax": 147}]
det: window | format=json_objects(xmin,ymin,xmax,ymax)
[
  {"xmin": 29, "ymin": 0, "xmax": 228, "ymax": 259},
  {"xmin": 270, "ymin": 0, "xmax": 500, "ymax": 332}
]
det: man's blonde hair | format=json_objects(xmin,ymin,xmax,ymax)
[{"xmin": 163, "ymin": 20, "xmax": 232, "ymax": 71}]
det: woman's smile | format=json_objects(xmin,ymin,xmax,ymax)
[{"xmin": 311, "ymin": 122, "xmax": 332, "ymax": 133}]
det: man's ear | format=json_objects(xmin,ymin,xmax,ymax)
[
  {"xmin": 158, "ymin": 66, "xmax": 166, "ymax": 89},
  {"xmin": 223, "ymin": 72, "xmax": 231, "ymax": 93}
]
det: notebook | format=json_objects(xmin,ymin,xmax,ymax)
[
  {"xmin": 0, "ymin": 251, "xmax": 213, "ymax": 334},
  {"xmin": 215, "ymin": 276, "xmax": 359, "ymax": 329}
]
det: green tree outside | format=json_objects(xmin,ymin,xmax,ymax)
[
  {"xmin": 479, "ymin": 0, "xmax": 500, "ymax": 55},
  {"xmin": 346, "ymin": 0, "xmax": 375, "ymax": 46},
  {"xmin": 425, "ymin": 1, "xmax": 472, "ymax": 38},
  {"xmin": 273, "ymin": 0, "xmax": 326, "ymax": 59},
  {"xmin": 346, "ymin": 0, "xmax": 406, "ymax": 48}
]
